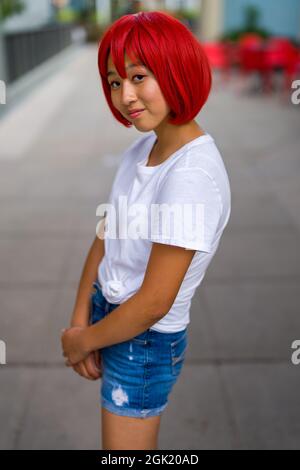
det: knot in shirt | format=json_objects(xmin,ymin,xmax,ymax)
[{"xmin": 102, "ymin": 279, "xmax": 124, "ymax": 303}]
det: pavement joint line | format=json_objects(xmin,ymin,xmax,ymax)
[
  {"xmin": 3, "ymin": 358, "xmax": 293, "ymax": 368},
  {"xmin": 0, "ymin": 232, "xmax": 94, "ymax": 239},
  {"xmin": 12, "ymin": 372, "xmax": 37, "ymax": 450},
  {"xmin": 215, "ymin": 363, "xmax": 242, "ymax": 449}
]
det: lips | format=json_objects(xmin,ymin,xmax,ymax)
[
  {"xmin": 128, "ymin": 108, "xmax": 144, "ymax": 114},
  {"xmin": 128, "ymin": 108, "xmax": 145, "ymax": 117}
]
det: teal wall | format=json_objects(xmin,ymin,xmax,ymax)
[{"xmin": 224, "ymin": 0, "xmax": 300, "ymax": 39}]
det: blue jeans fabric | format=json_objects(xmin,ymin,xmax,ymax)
[{"xmin": 89, "ymin": 280, "xmax": 188, "ymax": 418}]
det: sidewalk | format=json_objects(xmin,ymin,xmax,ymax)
[{"xmin": 0, "ymin": 43, "xmax": 300, "ymax": 450}]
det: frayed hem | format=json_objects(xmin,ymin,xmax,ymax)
[{"xmin": 101, "ymin": 397, "xmax": 168, "ymax": 418}]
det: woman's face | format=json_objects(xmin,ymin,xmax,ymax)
[{"xmin": 107, "ymin": 53, "xmax": 171, "ymax": 131}]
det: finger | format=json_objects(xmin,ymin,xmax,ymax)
[
  {"xmin": 72, "ymin": 360, "xmax": 95, "ymax": 380},
  {"xmin": 73, "ymin": 363, "xmax": 83, "ymax": 377},
  {"xmin": 84, "ymin": 355, "xmax": 101, "ymax": 379},
  {"xmin": 73, "ymin": 363, "xmax": 90, "ymax": 380},
  {"xmin": 94, "ymin": 350, "xmax": 102, "ymax": 370},
  {"xmin": 91, "ymin": 351, "xmax": 102, "ymax": 375},
  {"xmin": 83, "ymin": 355, "xmax": 101, "ymax": 379},
  {"xmin": 72, "ymin": 362, "xmax": 88, "ymax": 379},
  {"xmin": 79, "ymin": 361, "xmax": 97, "ymax": 380}
]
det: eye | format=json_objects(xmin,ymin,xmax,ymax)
[
  {"xmin": 133, "ymin": 74, "xmax": 145, "ymax": 82},
  {"xmin": 109, "ymin": 75, "xmax": 145, "ymax": 89}
]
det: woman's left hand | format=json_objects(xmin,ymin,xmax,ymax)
[{"xmin": 61, "ymin": 326, "xmax": 90, "ymax": 366}]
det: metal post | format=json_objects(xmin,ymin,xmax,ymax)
[{"xmin": 0, "ymin": 23, "xmax": 8, "ymax": 83}]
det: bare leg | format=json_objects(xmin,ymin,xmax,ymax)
[{"xmin": 101, "ymin": 407, "xmax": 162, "ymax": 450}]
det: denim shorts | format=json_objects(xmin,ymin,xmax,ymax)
[{"xmin": 89, "ymin": 280, "xmax": 188, "ymax": 419}]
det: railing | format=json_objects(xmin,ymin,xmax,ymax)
[{"xmin": 4, "ymin": 23, "xmax": 74, "ymax": 83}]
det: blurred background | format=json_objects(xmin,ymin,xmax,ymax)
[{"xmin": 0, "ymin": 0, "xmax": 300, "ymax": 450}]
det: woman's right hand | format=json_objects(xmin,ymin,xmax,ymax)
[
  {"xmin": 70, "ymin": 306, "xmax": 102, "ymax": 380},
  {"xmin": 72, "ymin": 349, "xmax": 102, "ymax": 381}
]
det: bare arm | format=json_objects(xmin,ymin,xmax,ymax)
[
  {"xmin": 70, "ymin": 220, "xmax": 105, "ymax": 328},
  {"xmin": 80, "ymin": 242, "xmax": 196, "ymax": 354},
  {"xmin": 82, "ymin": 288, "xmax": 161, "ymax": 353}
]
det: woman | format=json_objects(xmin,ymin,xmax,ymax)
[{"xmin": 61, "ymin": 11, "xmax": 231, "ymax": 450}]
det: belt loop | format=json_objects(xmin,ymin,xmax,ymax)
[{"xmin": 105, "ymin": 302, "xmax": 109, "ymax": 314}]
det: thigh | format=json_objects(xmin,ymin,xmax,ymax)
[{"xmin": 101, "ymin": 407, "xmax": 161, "ymax": 450}]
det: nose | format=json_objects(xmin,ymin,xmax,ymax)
[{"xmin": 120, "ymin": 80, "xmax": 138, "ymax": 106}]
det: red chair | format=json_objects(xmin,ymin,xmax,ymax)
[
  {"xmin": 238, "ymin": 43, "xmax": 269, "ymax": 91},
  {"xmin": 286, "ymin": 47, "xmax": 300, "ymax": 77},
  {"xmin": 238, "ymin": 33, "xmax": 264, "ymax": 48},
  {"xmin": 282, "ymin": 45, "xmax": 300, "ymax": 91},
  {"xmin": 263, "ymin": 37, "xmax": 300, "ymax": 92},
  {"xmin": 225, "ymin": 41, "xmax": 242, "ymax": 68},
  {"xmin": 239, "ymin": 46, "xmax": 266, "ymax": 73},
  {"xmin": 202, "ymin": 42, "xmax": 231, "ymax": 81}
]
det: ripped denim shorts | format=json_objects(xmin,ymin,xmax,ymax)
[{"xmin": 89, "ymin": 280, "xmax": 188, "ymax": 419}]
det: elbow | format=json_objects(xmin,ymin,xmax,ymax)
[
  {"xmin": 146, "ymin": 297, "xmax": 173, "ymax": 321},
  {"xmin": 136, "ymin": 287, "xmax": 174, "ymax": 321}
]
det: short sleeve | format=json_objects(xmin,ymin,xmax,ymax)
[{"xmin": 149, "ymin": 168, "xmax": 222, "ymax": 253}]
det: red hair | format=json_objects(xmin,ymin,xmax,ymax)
[{"xmin": 98, "ymin": 11, "xmax": 212, "ymax": 127}]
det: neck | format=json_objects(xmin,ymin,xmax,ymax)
[
  {"xmin": 151, "ymin": 120, "xmax": 205, "ymax": 159},
  {"xmin": 146, "ymin": 120, "xmax": 205, "ymax": 167},
  {"xmin": 154, "ymin": 120, "xmax": 204, "ymax": 152}
]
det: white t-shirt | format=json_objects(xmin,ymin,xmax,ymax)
[{"xmin": 97, "ymin": 131, "xmax": 231, "ymax": 333}]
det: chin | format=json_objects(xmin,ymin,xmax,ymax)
[
  {"xmin": 133, "ymin": 122, "xmax": 155, "ymax": 132},
  {"xmin": 134, "ymin": 117, "xmax": 162, "ymax": 132}
]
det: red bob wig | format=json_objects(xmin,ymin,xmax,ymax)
[{"xmin": 98, "ymin": 11, "xmax": 212, "ymax": 127}]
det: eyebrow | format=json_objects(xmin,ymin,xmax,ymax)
[{"xmin": 107, "ymin": 63, "xmax": 145, "ymax": 78}]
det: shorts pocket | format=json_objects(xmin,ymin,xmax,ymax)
[
  {"xmin": 131, "ymin": 330, "xmax": 149, "ymax": 345},
  {"xmin": 170, "ymin": 331, "xmax": 188, "ymax": 377}
]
